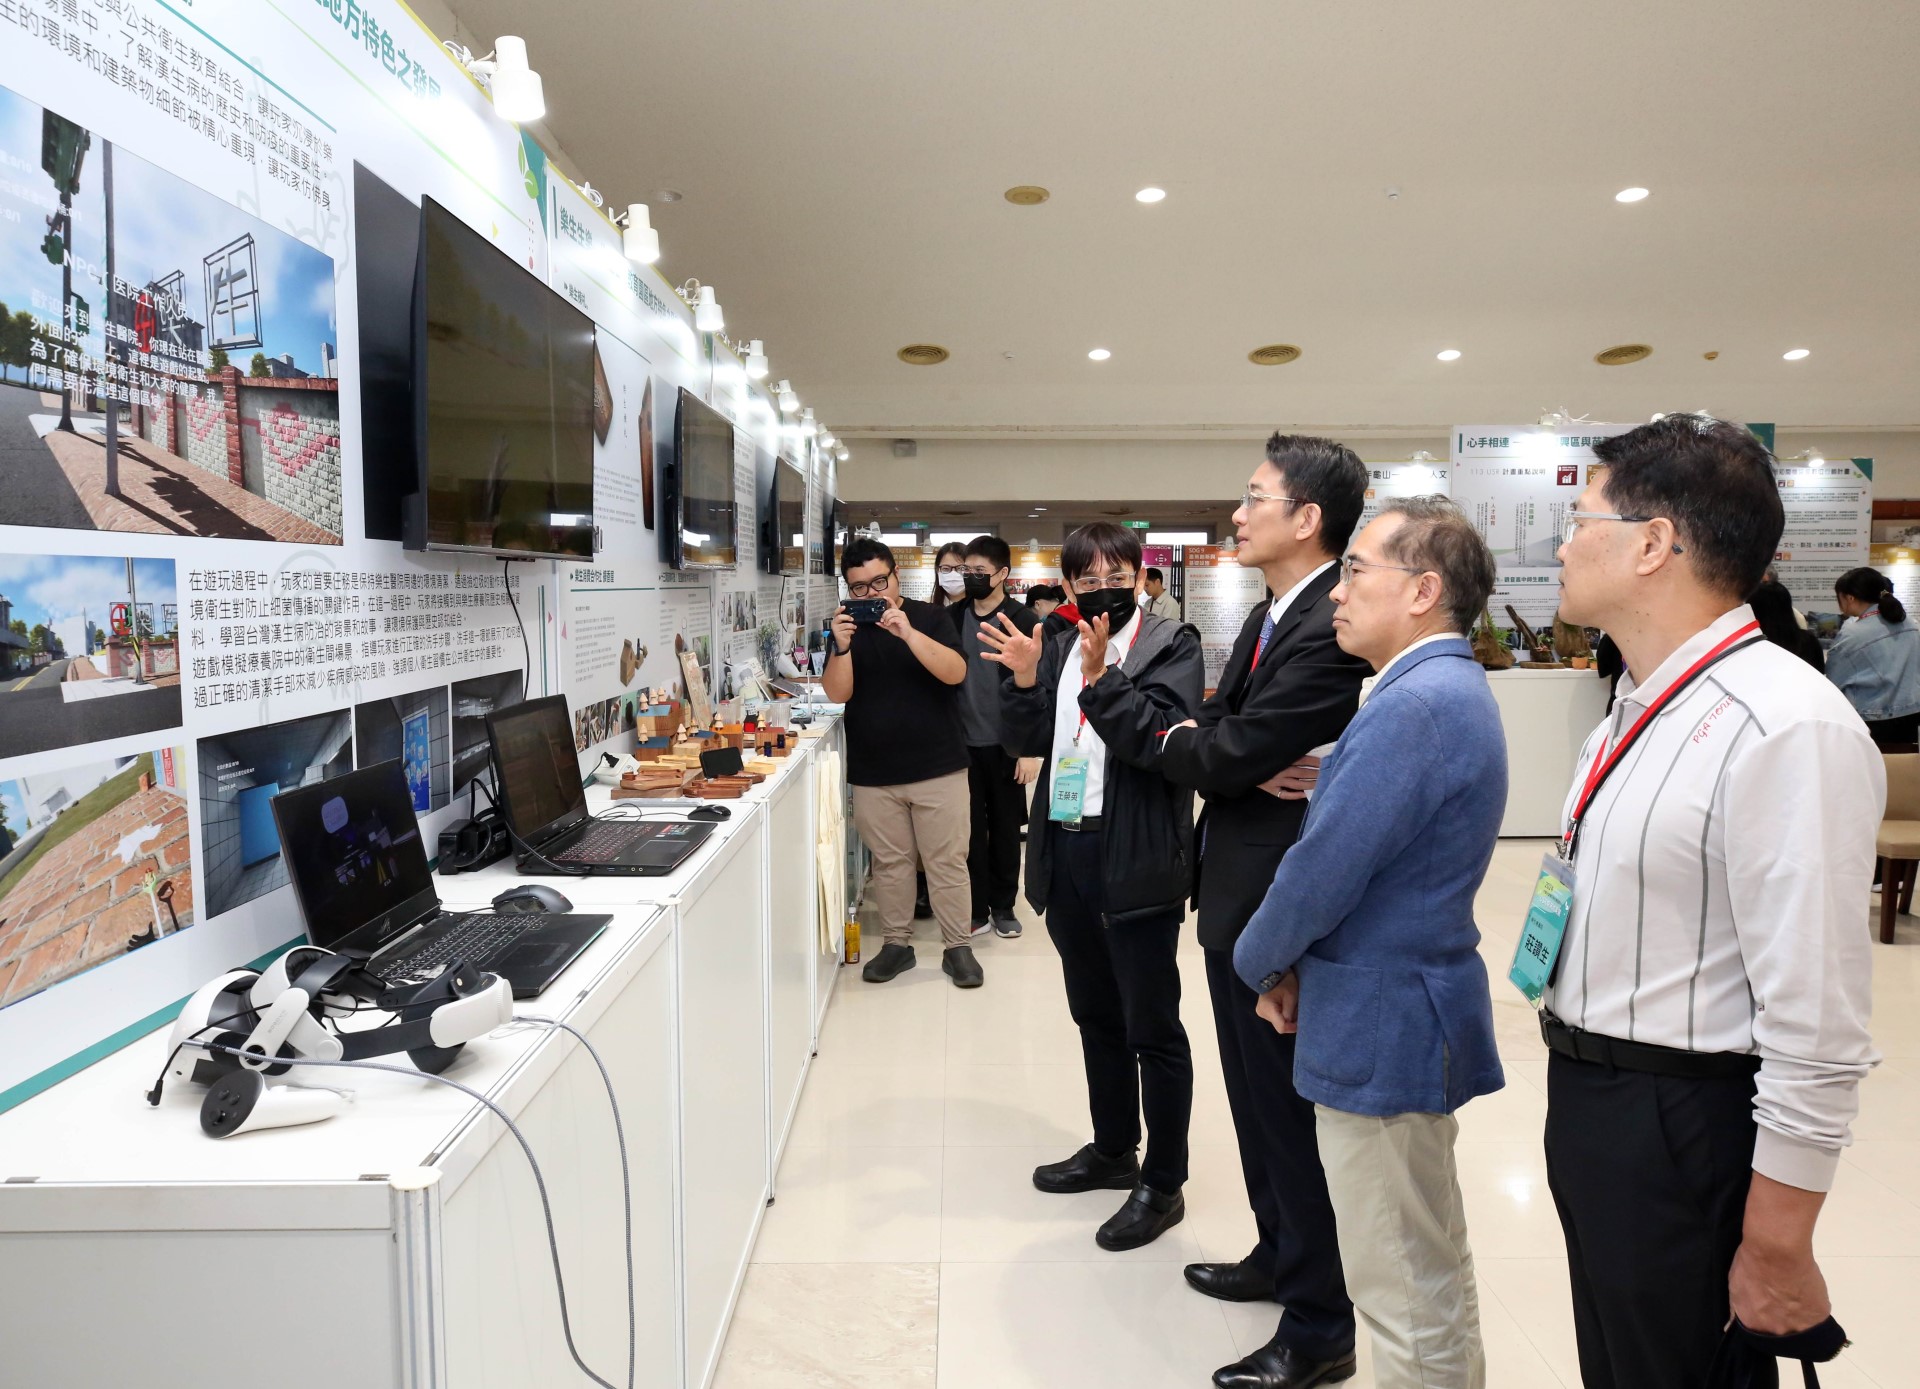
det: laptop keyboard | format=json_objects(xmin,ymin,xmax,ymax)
[
  {"xmin": 555, "ymin": 821, "xmax": 642, "ymax": 864},
  {"xmin": 381, "ymin": 914, "xmax": 532, "ymax": 979}
]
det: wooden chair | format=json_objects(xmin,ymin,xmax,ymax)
[{"xmin": 1874, "ymin": 753, "xmax": 1920, "ymax": 944}]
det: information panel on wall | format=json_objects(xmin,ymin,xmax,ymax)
[
  {"xmin": 1773, "ymin": 459, "xmax": 1872, "ymax": 617},
  {"xmin": 1361, "ymin": 460, "xmax": 1451, "ymax": 527},
  {"xmin": 1451, "ymin": 425, "xmax": 1635, "ymax": 627},
  {"xmin": 1181, "ymin": 545, "xmax": 1266, "ymax": 689}
]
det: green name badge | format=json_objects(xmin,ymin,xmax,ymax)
[
  {"xmin": 1050, "ymin": 755, "xmax": 1090, "ymax": 824},
  {"xmin": 1508, "ymin": 853, "xmax": 1575, "ymax": 1005}
]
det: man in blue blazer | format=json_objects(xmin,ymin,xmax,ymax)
[{"xmin": 1234, "ymin": 496, "xmax": 1506, "ymax": 1389}]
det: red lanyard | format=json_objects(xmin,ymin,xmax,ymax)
[
  {"xmin": 1562, "ymin": 621, "xmax": 1762, "ymax": 859},
  {"xmin": 1073, "ymin": 617, "xmax": 1144, "ymax": 746}
]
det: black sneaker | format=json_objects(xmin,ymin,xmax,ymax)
[
  {"xmin": 1032, "ymin": 1143, "xmax": 1140, "ymax": 1194},
  {"xmin": 862, "ymin": 942, "xmax": 916, "ymax": 983},
  {"xmin": 991, "ymin": 909, "xmax": 1022, "ymax": 938},
  {"xmin": 942, "ymin": 945, "xmax": 984, "ymax": 988}
]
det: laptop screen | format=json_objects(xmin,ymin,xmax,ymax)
[
  {"xmin": 486, "ymin": 695, "xmax": 590, "ymax": 845},
  {"xmin": 271, "ymin": 760, "xmax": 439, "ymax": 953}
]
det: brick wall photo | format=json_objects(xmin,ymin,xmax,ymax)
[{"xmin": 238, "ymin": 380, "xmax": 343, "ymax": 539}]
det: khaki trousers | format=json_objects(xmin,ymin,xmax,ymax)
[
  {"xmin": 850, "ymin": 770, "xmax": 971, "ymax": 948},
  {"xmin": 1315, "ymin": 1106, "xmax": 1485, "ymax": 1389}
]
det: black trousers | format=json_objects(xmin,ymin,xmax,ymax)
[
  {"xmin": 1544, "ymin": 1053, "xmax": 1758, "ymax": 1389},
  {"xmin": 1045, "ymin": 827, "xmax": 1192, "ymax": 1192},
  {"xmin": 966, "ymin": 742, "xmax": 1026, "ymax": 918},
  {"xmin": 1205, "ymin": 948, "xmax": 1355, "ymax": 1361}
]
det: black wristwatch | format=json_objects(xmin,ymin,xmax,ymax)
[
  {"xmin": 831, "ymin": 641, "xmax": 851, "ymax": 658},
  {"xmin": 1258, "ymin": 972, "xmax": 1286, "ymax": 993}
]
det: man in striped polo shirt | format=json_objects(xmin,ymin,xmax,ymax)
[{"xmin": 1543, "ymin": 415, "xmax": 1882, "ymax": 1387}]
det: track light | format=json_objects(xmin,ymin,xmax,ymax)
[
  {"xmin": 800, "ymin": 408, "xmax": 817, "ymax": 439},
  {"xmin": 775, "ymin": 380, "xmax": 798, "ymax": 413},
  {"xmin": 618, "ymin": 204, "xmax": 659, "ymax": 265},
  {"xmin": 820, "ymin": 432, "xmax": 836, "ymax": 449},
  {"xmin": 745, "ymin": 340, "xmax": 768, "ymax": 380},
  {"xmin": 461, "ymin": 37, "xmax": 545, "ymax": 123},
  {"xmin": 835, "ymin": 445, "xmax": 849, "ymax": 463},
  {"xmin": 676, "ymin": 280, "xmax": 724, "ymax": 333}
]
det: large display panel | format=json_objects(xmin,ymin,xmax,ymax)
[
  {"xmin": 410, "ymin": 197, "xmax": 596, "ymax": 561},
  {"xmin": 668, "ymin": 387, "xmax": 738, "ymax": 570},
  {"xmin": 764, "ymin": 455, "xmax": 807, "ymax": 576}
]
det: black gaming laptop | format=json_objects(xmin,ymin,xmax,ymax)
[
  {"xmin": 484, "ymin": 695, "xmax": 717, "ymax": 875},
  {"xmin": 272, "ymin": 760, "xmax": 610, "ymax": 998}
]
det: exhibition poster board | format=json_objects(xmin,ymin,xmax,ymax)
[
  {"xmin": 1451, "ymin": 425, "xmax": 1636, "ymax": 627},
  {"xmin": 1869, "ymin": 544, "xmax": 1920, "ymax": 619},
  {"xmin": 1773, "ymin": 459, "xmax": 1872, "ymax": 621},
  {"xmin": 1009, "ymin": 545, "xmax": 1063, "ymax": 596},
  {"xmin": 1181, "ymin": 546, "xmax": 1266, "ymax": 690},
  {"xmin": 1361, "ymin": 460, "xmax": 1452, "ymax": 527}
]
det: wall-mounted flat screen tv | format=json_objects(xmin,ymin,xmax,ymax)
[
  {"xmin": 763, "ymin": 455, "xmax": 807, "ymax": 576},
  {"xmin": 665, "ymin": 388, "xmax": 737, "ymax": 570},
  {"xmin": 408, "ymin": 196, "xmax": 596, "ymax": 561}
]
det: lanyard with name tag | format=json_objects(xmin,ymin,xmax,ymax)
[
  {"xmin": 1049, "ymin": 616, "xmax": 1144, "ymax": 824},
  {"xmin": 1507, "ymin": 621, "xmax": 1763, "ymax": 1005}
]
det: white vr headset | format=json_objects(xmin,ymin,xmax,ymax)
[{"xmin": 153, "ymin": 946, "xmax": 512, "ymax": 1137}]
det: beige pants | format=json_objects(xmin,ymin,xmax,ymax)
[
  {"xmin": 1315, "ymin": 1106, "xmax": 1485, "ymax": 1389},
  {"xmin": 850, "ymin": 770, "xmax": 971, "ymax": 948}
]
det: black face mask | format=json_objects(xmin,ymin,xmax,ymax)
[
  {"xmin": 962, "ymin": 573, "xmax": 999, "ymax": 601},
  {"xmin": 1076, "ymin": 587, "xmax": 1137, "ymax": 629}
]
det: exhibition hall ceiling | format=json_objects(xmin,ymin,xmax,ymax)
[{"xmin": 447, "ymin": 0, "xmax": 1918, "ymax": 438}]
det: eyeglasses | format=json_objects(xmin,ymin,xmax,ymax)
[
  {"xmin": 1070, "ymin": 572, "xmax": 1137, "ymax": 595},
  {"xmin": 935, "ymin": 563, "xmax": 966, "ymax": 576},
  {"xmin": 1339, "ymin": 555, "xmax": 1427, "ymax": 584},
  {"xmin": 1562, "ymin": 511, "xmax": 1686, "ymax": 553},
  {"xmin": 845, "ymin": 573, "xmax": 894, "ymax": 597},
  {"xmin": 1239, "ymin": 487, "xmax": 1303, "ymax": 514},
  {"xmin": 961, "ymin": 566, "xmax": 1000, "ymax": 578}
]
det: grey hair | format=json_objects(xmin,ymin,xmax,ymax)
[{"xmin": 1373, "ymin": 495, "xmax": 1497, "ymax": 633}]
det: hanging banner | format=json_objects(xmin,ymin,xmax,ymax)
[
  {"xmin": 1452, "ymin": 424, "xmax": 1637, "ymax": 627},
  {"xmin": 1774, "ymin": 459, "xmax": 1871, "ymax": 618},
  {"xmin": 1181, "ymin": 545, "xmax": 1265, "ymax": 689}
]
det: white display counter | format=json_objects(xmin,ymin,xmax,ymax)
[
  {"xmin": 1485, "ymin": 667, "xmax": 1612, "ymax": 836},
  {"xmin": 0, "ymin": 717, "xmax": 848, "ymax": 1389}
]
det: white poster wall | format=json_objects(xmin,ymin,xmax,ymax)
[
  {"xmin": 1773, "ymin": 459, "xmax": 1872, "ymax": 616},
  {"xmin": 1360, "ymin": 460, "xmax": 1452, "ymax": 527},
  {"xmin": 1181, "ymin": 545, "xmax": 1266, "ymax": 689},
  {"xmin": 1451, "ymin": 424, "xmax": 1637, "ymax": 627}
]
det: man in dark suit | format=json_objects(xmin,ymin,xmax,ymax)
[{"xmin": 1158, "ymin": 434, "xmax": 1374, "ymax": 1389}]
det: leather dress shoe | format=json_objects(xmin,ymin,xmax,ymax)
[
  {"xmin": 1184, "ymin": 1257, "xmax": 1280, "ymax": 1303},
  {"xmin": 1031, "ymin": 1143, "xmax": 1139, "ymax": 1194},
  {"xmin": 1095, "ymin": 1181, "xmax": 1185, "ymax": 1251},
  {"xmin": 1212, "ymin": 1343, "xmax": 1357, "ymax": 1389},
  {"xmin": 861, "ymin": 942, "xmax": 915, "ymax": 983}
]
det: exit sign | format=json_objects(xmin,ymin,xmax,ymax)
[
  {"xmin": 1122, "ymin": 521, "xmax": 1149, "ymax": 530},
  {"xmin": 902, "ymin": 521, "xmax": 929, "ymax": 530}
]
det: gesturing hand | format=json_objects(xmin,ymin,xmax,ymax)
[
  {"xmin": 977, "ymin": 613, "xmax": 1044, "ymax": 686},
  {"xmin": 1078, "ymin": 614, "xmax": 1112, "ymax": 685},
  {"xmin": 1260, "ymin": 754, "xmax": 1322, "ymax": 801},
  {"xmin": 876, "ymin": 604, "xmax": 912, "ymax": 641}
]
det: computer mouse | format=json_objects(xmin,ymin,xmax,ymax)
[
  {"xmin": 688, "ymin": 804, "xmax": 732, "ymax": 821},
  {"xmin": 492, "ymin": 883, "xmax": 574, "ymax": 914}
]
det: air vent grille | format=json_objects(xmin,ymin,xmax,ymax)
[
  {"xmin": 1595, "ymin": 343, "xmax": 1653, "ymax": 366},
  {"xmin": 897, "ymin": 344, "xmax": 950, "ymax": 366},
  {"xmin": 1249, "ymin": 344, "xmax": 1302, "ymax": 366}
]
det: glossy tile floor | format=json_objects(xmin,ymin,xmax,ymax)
[{"xmin": 715, "ymin": 840, "xmax": 1920, "ymax": 1388}]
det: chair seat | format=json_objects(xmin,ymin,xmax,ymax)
[{"xmin": 1876, "ymin": 821, "xmax": 1920, "ymax": 858}]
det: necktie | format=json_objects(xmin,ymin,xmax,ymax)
[{"xmin": 1252, "ymin": 607, "xmax": 1276, "ymax": 666}]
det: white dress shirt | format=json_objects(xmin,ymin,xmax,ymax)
[
  {"xmin": 1544, "ymin": 604, "xmax": 1884, "ymax": 1191},
  {"xmin": 1268, "ymin": 560, "xmax": 1336, "ymax": 633},
  {"xmin": 1048, "ymin": 610, "xmax": 1142, "ymax": 819}
]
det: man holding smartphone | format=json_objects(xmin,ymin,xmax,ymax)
[{"xmin": 825, "ymin": 538, "xmax": 983, "ymax": 988}]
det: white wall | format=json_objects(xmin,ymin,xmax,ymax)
[{"xmin": 842, "ymin": 429, "xmax": 1920, "ymax": 503}]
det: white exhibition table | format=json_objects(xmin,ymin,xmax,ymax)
[
  {"xmin": 0, "ymin": 717, "xmax": 848, "ymax": 1389},
  {"xmin": 1485, "ymin": 667, "xmax": 1612, "ymax": 837}
]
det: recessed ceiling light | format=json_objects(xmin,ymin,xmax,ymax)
[
  {"xmin": 653, "ymin": 188, "xmax": 684, "ymax": 203},
  {"xmin": 1034, "ymin": 506, "xmax": 1047, "ymax": 511},
  {"xmin": 1615, "ymin": 187, "xmax": 1649, "ymax": 203},
  {"xmin": 1088, "ymin": 348, "xmax": 1111, "ymax": 361},
  {"xmin": 1135, "ymin": 187, "xmax": 1166, "ymax": 204},
  {"xmin": 1436, "ymin": 349, "xmax": 1462, "ymax": 362},
  {"xmin": 1783, "ymin": 347, "xmax": 1811, "ymax": 361}
]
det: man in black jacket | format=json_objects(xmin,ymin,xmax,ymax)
[
  {"xmin": 980, "ymin": 522, "xmax": 1204, "ymax": 1252},
  {"xmin": 1158, "ymin": 435, "xmax": 1373, "ymax": 1389},
  {"xmin": 951, "ymin": 535, "xmax": 1042, "ymax": 937}
]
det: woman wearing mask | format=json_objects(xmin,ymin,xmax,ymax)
[
  {"xmin": 931, "ymin": 541, "xmax": 969, "ymax": 610},
  {"xmin": 1827, "ymin": 566, "xmax": 1920, "ymax": 747}
]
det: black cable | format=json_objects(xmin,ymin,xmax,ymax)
[
  {"xmin": 194, "ymin": 1038, "xmax": 625, "ymax": 1389},
  {"xmin": 504, "ymin": 557, "xmax": 531, "ymax": 695}
]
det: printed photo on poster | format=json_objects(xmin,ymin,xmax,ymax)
[
  {"xmin": 639, "ymin": 376, "xmax": 655, "ymax": 530},
  {"xmin": 450, "ymin": 669, "xmax": 526, "ymax": 794},
  {"xmin": 0, "ymin": 553, "xmax": 181, "ymax": 758},
  {"xmin": 0, "ymin": 84, "xmax": 342, "ymax": 543},
  {"xmin": 0, "ymin": 744, "xmax": 193, "ymax": 1011},
  {"xmin": 354, "ymin": 685, "xmax": 451, "ymax": 813},
  {"xmin": 196, "ymin": 710, "xmax": 352, "ymax": 918}
]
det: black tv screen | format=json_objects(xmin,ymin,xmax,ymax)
[
  {"xmin": 763, "ymin": 455, "xmax": 806, "ymax": 576},
  {"xmin": 353, "ymin": 163, "xmax": 419, "ymax": 541},
  {"xmin": 672, "ymin": 388, "xmax": 737, "ymax": 569},
  {"xmin": 410, "ymin": 197, "xmax": 595, "ymax": 561}
]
